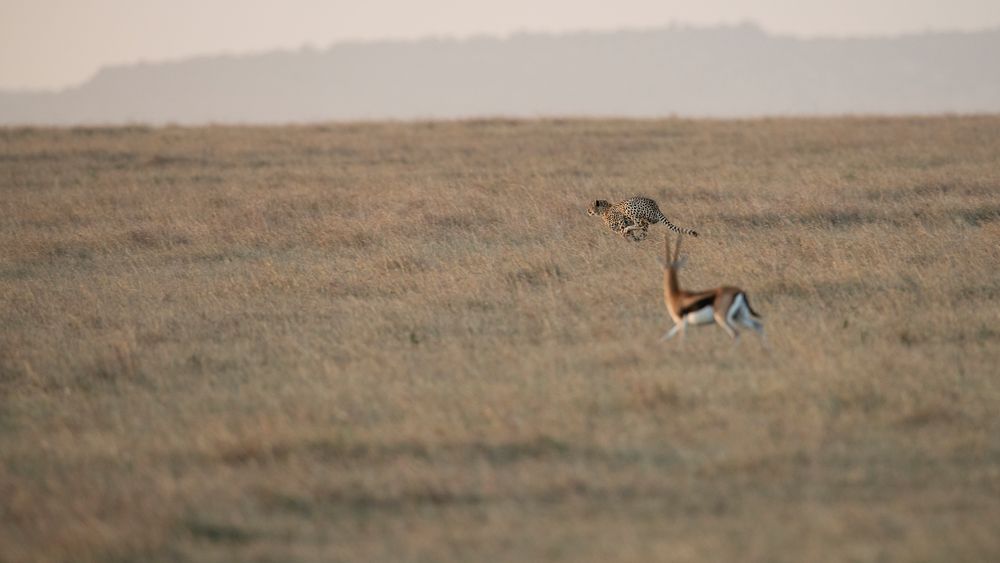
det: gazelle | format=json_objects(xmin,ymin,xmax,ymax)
[{"xmin": 658, "ymin": 233, "xmax": 765, "ymax": 344}]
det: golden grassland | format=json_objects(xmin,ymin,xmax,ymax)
[{"xmin": 1, "ymin": 117, "xmax": 999, "ymax": 562}]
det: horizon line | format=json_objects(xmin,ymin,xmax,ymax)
[{"xmin": 3, "ymin": 20, "xmax": 1000, "ymax": 94}]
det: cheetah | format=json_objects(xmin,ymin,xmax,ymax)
[{"xmin": 588, "ymin": 196, "xmax": 699, "ymax": 241}]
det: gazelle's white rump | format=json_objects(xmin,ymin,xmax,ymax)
[{"xmin": 685, "ymin": 306, "xmax": 715, "ymax": 325}]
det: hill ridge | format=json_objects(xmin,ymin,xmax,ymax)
[{"xmin": 3, "ymin": 23, "xmax": 999, "ymax": 124}]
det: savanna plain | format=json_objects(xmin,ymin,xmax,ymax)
[{"xmin": 2, "ymin": 117, "xmax": 999, "ymax": 562}]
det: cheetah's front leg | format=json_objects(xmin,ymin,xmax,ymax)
[
  {"xmin": 622, "ymin": 220, "xmax": 649, "ymax": 241},
  {"xmin": 616, "ymin": 218, "xmax": 635, "ymax": 239}
]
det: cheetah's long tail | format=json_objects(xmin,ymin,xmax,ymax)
[{"xmin": 653, "ymin": 210, "xmax": 699, "ymax": 237}]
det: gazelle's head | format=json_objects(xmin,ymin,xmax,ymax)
[{"xmin": 588, "ymin": 199, "xmax": 611, "ymax": 216}]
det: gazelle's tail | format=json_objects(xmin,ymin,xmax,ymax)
[{"xmin": 741, "ymin": 292, "xmax": 762, "ymax": 319}]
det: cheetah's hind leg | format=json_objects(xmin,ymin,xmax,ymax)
[
  {"xmin": 631, "ymin": 225, "xmax": 649, "ymax": 241},
  {"xmin": 622, "ymin": 221, "xmax": 649, "ymax": 241}
]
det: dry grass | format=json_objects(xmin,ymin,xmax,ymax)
[{"xmin": 1, "ymin": 117, "xmax": 999, "ymax": 562}]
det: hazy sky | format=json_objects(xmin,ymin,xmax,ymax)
[{"xmin": 2, "ymin": 0, "xmax": 1000, "ymax": 90}]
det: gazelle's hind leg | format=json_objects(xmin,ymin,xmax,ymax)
[
  {"xmin": 715, "ymin": 310, "xmax": 739, "ymax": 341},
  {"xmin": 715, "ymin": 295, "xmax": 740, "ymax": 341},
  {"xmin": 720, "ymin": 321, "xmax": 739, "ymax": 342},
  {"xmin": 742, "ymin": 316, "xmax": 764, "ymax": 333},
  {"xmin": 745, "ymin": 317, "xmax": 767, "ymax": 349},
  {"xmin": 734, "ymin": 295, "xmax": 768, "ymax": 349}
]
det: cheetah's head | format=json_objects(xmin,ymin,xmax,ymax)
[{"xmin": 588, "ymin": 199, "xmax": 611, "ymax": 216}]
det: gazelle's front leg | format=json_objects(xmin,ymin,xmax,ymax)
[
  {"xmin": 661, "ymin": 318, "xmax": 688, "ymax": 342},
  {"xmin": 661, "ymin": 324, "xmax": 681, "ymax": 341}
]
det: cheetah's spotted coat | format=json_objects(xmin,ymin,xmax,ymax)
[{"xmin": 588, "ymin": 196, "xmax": 699, "ymax": 241}]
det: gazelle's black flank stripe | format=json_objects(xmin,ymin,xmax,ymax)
[{"xmin": 679, "ymin": 294, "xmax": 715, "ymax": 317}]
